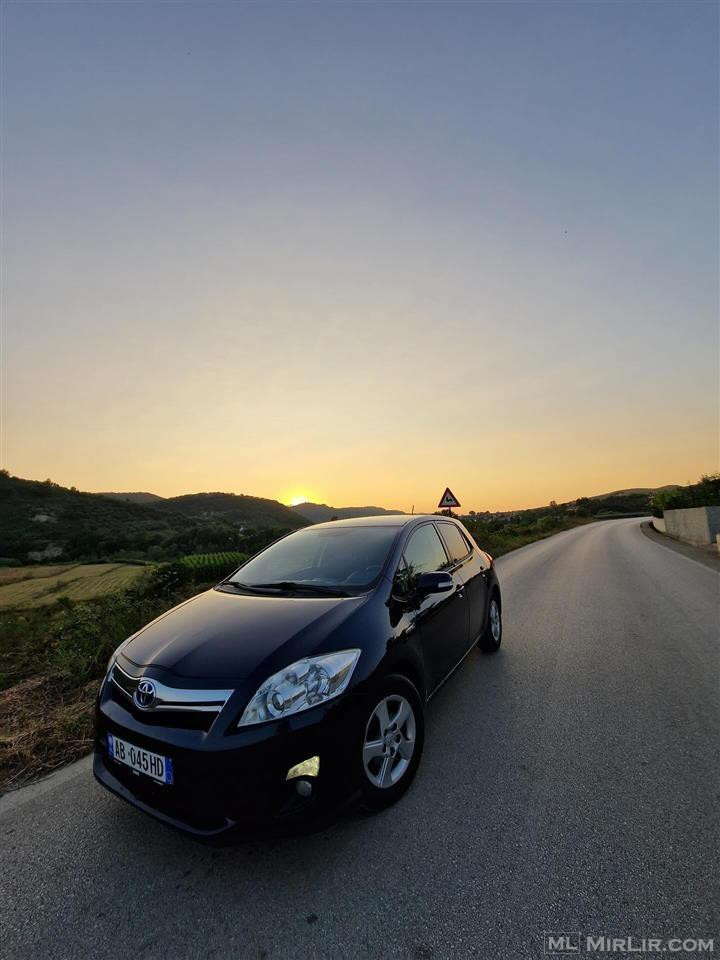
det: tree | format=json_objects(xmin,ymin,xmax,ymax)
[{"xmin": 575, "ymin": 497, "xmax": 592, "ymax": 517}]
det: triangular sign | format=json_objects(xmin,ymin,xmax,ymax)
[{"xmin": 438, "ymin": 487, "xmax": 461, "ymax": 509}]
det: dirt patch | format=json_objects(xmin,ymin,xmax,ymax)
[{"xmin": 0, "ymin": 675, "xmax": 96, "ymax": 793}]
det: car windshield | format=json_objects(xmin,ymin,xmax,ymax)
[{"xmin": 225, "ymin": 526, "xmax": 399, "ymax": 592}]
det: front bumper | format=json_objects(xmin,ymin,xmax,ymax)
[{"xmin": 94, "ymin": 677, "xmax": 360, "ymax": 836}]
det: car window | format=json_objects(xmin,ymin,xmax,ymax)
[
  {"xmin": 231, "ymin": 526, "xmax": 398, "ymax": 590},
  {"xmin": 393, "ymin": 557, "xmax": 413, "ymax": 597},
  {"xmin": 437, "ymin": 522, "xmax": 470, "ymax": 564},
  {"xmin": 398, "ymin": 524, "xmax": 449, "ymax": 592}
]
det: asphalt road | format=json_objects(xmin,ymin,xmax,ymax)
[{"xmin": 1, "ymin": 519, "xmax": 718, "ymax": 960}]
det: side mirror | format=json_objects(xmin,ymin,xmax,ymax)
[{"xmin": 416, "ymin": 571, "xmax": 453, "ymax": 594}]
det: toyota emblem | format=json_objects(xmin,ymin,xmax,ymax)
[{"xmin": 134, "ymin": 678, "xmax": 157, "ymax": 710}]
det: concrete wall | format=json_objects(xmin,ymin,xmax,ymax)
[
  {"xmin": 652, "ymin": 517, "xmax": 666, "ymax": 533},
  {"xmin": 664, "ymin": 506, "xmax": 720, "ymax": 546}
]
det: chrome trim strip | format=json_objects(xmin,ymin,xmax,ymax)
[
  {"xmin": 112, "ymin": 662, "xmax": 233, "ymax": 713},
  {"xmin": 113, "ymin": 662, "xmax": 139, "ymax": 681},
  {"xmin": 110, "ymin": 674, "xmax": 133, "ymax": 700}
]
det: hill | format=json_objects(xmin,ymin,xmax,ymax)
[
  {"xmin": 0, "ymin": 474, "xmax": 306, "ymax": 563},
  {"xmin": 511, "ymin": 485, "xmax": 681, "ymax": 518},
  {"xmin": 98, "ymin": 491, "xmax": 165, "ymax": 504},
  {"xmin": 571, "ymin": 485, "xmax": 681, "ymax": 518},
  {"xmin": 291, "ymin": 502, "xmax": 405, "ymax": 523},
  {"xmin": 588, "ymin": 485, "xmax": 680, "ymax": 499},
  {"xmin": 154, "ymin": 492, "xmax": 306, "ymax": 530}
]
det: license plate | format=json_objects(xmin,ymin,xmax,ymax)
[{"xmin": 107, "ymin": 733, "xmax": 174, "ymax": 785}]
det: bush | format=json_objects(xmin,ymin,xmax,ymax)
[
  {"xmin": 651, "ymin": 474, "xmax": 720, "ymax": 516},
  {"xmin": 463, "ymin": 515, "xmax": 588, "ymax": 558}
]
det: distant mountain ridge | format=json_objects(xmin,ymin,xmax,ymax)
[
  {"xmin": 290, "ymin": 502, "xmax": 405, "ymax": 523},
  {"xmin": 98, "ymin": 491, "xmax": 165, "ymax": 504},
  {"xmin": 0, "ymin": 472, "xmax": 685, "ymax": 563},
  {"xmin": 154, "ymin": 492, "xmax": 306, "ymax": 529},
  {"xmin": 0, "ymin": 474, "xmax": 306, "ymax": 563},
  {"xmin": 587, "ymin": 485, "xmax": 680, "ymax": 499}
]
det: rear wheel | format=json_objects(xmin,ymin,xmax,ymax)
[
  {"xmin": 479, "ymin": 594, "xmax": 502, "ymax": 653},
  {"xmin": 358, "ymin": 675, "xmax": 424, "ymax": 810}
]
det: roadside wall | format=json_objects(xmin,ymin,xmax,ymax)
[
  {"xmin": 664, "ymin": 506, "xmax": 720, "ymax": 546},
  {"xmin": 653, "ymin": 517, "xmax": 666, "ymax": 533}
]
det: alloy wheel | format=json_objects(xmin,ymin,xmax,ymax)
[
  {"xmin": 490, "ymin": 599, "xmax": 501, "ymax": 643},
  {"xmin": 362, "ymin": 695, "xmax": 416, "ymax": 789}
]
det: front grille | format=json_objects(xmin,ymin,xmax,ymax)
[
  {"xmin": 110, "ymin": 663, "xmax": 233, "ymax": 733},
  {"xmin": 111, "ymin": 665, "xmax": 137, "ymax": 701},
  {"xmin": 108, "ymin": 682, "xmax": 215, "ymax": 731}
]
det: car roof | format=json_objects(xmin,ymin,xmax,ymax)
[{"xmin": 309, "ymin": 514, "xmax": 455, "ymax": 530}]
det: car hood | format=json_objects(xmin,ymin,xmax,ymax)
[{"xmin": 120, "ymin": 587, "xmax": 366, "ymax": 683}]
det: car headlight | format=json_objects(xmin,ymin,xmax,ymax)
[{"xmin": 238, "ymin": 649, "xmax": 361, "ymax": 727}]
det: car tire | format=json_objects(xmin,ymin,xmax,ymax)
[
  {"xmin": 357, "ymin": 674, "xmax": 425, "ymax": 811},
  {"xmin": 478, "ymin": 593, "xmax": 502, "ymax": 654}
]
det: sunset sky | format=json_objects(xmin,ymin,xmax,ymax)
[{"xmin": 2, "ymin": 1, "xmax": 717, "ymax": 512}]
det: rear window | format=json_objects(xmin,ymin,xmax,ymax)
[{"xmin": 437, "ymin": 523, "xmax": 471, "ymax": 564}]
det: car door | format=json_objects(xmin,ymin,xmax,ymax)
[
  {"xmin": 393, "ymin": 522, "xmax": 470, "ymax": 693},
  {"xmin": 436, "ymin": 521, "xmax": 489, "ymax": 646}
]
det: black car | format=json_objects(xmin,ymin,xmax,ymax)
[{"xmin": 94, "ymin": 515, "xmax": 502, "ymax": 835}]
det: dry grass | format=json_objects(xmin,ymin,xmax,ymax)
[
  {"xmin": 0, "ymin": 676, "xmax": 96, "ymax": 792},
  {"xmin": 0, "ymin": 563, "xmax": 150, "ymax": 610},
  {"xmin": 0, "ymin": 563, "xmax": 82, "ymax": 586}
]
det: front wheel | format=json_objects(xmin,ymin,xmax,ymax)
[
  {"xmin": 478, "ymin": 594, "xmax": 502, "ymax": 653},
  {"xmin": 358, "ymin": 675, "xmax": 425, "ymax": 811}
]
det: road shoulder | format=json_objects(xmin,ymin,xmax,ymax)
[
  {"xmin": 0, "ymin": 754, "xmax": 92, "ymax": 816},
  {"xmin": 640, "ymin": 521, "xmax": 720, "ymax": 573}
]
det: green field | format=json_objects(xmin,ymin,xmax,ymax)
[
  {"xmin": 177, "ymin": 551, "xmax": 247, "ymax": 581},
  {"xmin": 0, "ymin": 563, "xmax": 151, "ymax": 610}
]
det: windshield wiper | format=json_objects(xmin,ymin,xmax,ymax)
[
  {"xmin": 249, "ymin": 581, "xmax": 351, "ymax": 597},
  {"xmin": 220, "ymin": 581, "xmax": 274, "ymax": 594}
]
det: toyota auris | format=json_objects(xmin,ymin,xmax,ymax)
[{"xmin": 94, "ymin": 515, "xmax": 502, "ymax": 835}]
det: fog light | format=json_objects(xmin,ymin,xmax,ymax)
[
  {"xmin": 286, "ymin": 755, "xmax": 320, "ymax": 780},
  {"xmin": 295, "ymin": 779, "xmax": 313, "ymax": 798}
]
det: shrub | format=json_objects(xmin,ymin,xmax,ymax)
[{"xmin": 651, "ymin": 474, "xmax": 720, "ymax": 516}]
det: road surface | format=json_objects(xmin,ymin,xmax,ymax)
[{"xmin": 1, "ymin": 519, "xmax": 718, "ymax": 959}]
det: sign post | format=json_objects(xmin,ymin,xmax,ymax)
[{"xmin": 437, "ymin": 487, "xmax": 461, "ymax": 516}]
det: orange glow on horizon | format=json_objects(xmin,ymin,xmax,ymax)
[{"xmin": 2, "ymin": 1, "xmax": 717, "ymax": 530}]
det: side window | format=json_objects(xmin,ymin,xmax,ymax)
[
  {"xmin": 438, "ymin": 523, "xmax": 471, "ymax": 565},
  {"xmin": 393, "ymin": 557, "xmax": 413, "ymax": 597},
  {"xmin": 399, "ymin": 524, "xmax": 450, "ymax": 592}
]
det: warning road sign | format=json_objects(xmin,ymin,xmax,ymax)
[{"xmin": 438, "ymin": 487, "xmax": 461, "ymax": 509}]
